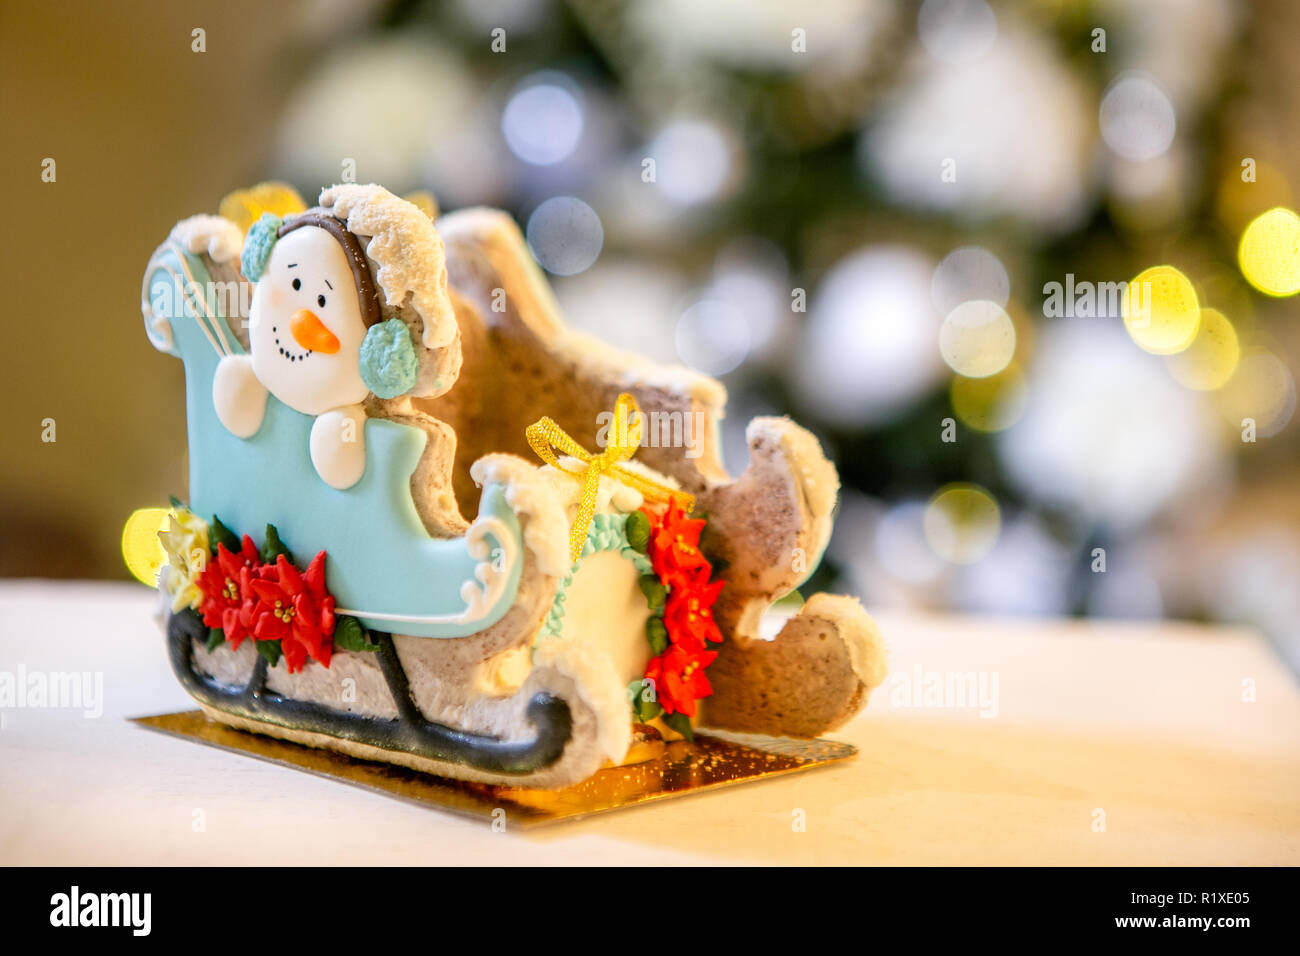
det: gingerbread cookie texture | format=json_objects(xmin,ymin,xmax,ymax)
[
  {"xmin": 142, "ymin": 182, "xmax": 885, "ymax": 790},
  {"xmin": 425, "ymin": 208, "xmax": 886, "ymax": 740},
  {"xmin": 704, "ymin": 594, "xmax": 888, "ymax": 738}
]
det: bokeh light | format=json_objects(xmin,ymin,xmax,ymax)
[
  {"xmin": 951, "ymin": 362, "xmax": 1028, "ymax": 432},
  {"xmin": 121, "ymin": 507, "xmax": 170, "ymax": 586},
  {"xmin": 931, "ymin": 245, "xmax": 1010, "ymax": 317},
  {"xmin": 649, "ymin": 120, "xmax": 735, "ymax": 205},
  {"xmin": 923, "ymin": 483, "xmax": 1001, "ymax": 565},
  {"xmin": 273, "ymin": 37, "xmax": 476, "ymax": 189},
  {"xmin": 502, "ymin": 75, "xmax": 584, "ymax": 166},
  {"xmin": 1237, "ymin": 207, "xmax": 1300, "ymax": 297},
  {"xmin": 710, "ymin": 238, "xmax": 790, "ymax": 356},
  {"xmin": 525, "ymin": 196, "xmax": 604, "ymax": 275},
  {"xmin": 1217, "ymin": 349, "xmax": 1297, "ymax": 437},
  {"xmin": 1099, "ymin": 72, "xmax": 1177, "ymax": 162},
  {"xmin": 1165, "ymin": 308, "xmax": 1240, "ymax": 391},
  {"xmin": 940, "ymin": 299, "xmax": 1016, "ymax": 377},
  {"xmin": 861, "ymin": 24, "xmax": 1092, "ymax": 232},
  {"xmin": 796, "ymin": 246, "xmax": 945, "ymax": 425},
  {"xmin": 1122, "ymin": 265, "xmax": 1200, "ymax": 355},
  {"xmin": 674, "ymin": 298, "xmax": 751, "ymax": 376}
]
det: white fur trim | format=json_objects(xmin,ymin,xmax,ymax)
[
  {"xmin": 470, "ymin": 454, "xmax": 571, "ymax": 577},
  {"xmin": 529, "ymin": 637, "xmax": 633, "ymax": 767},
  {"xmin": 170, "ymin": 215, "xmax": 242, "ymax": 264},
  {"xmin": 319, "ymin": 184, "xmax": 458, "ymax": 353}
]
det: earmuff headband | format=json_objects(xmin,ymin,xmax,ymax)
[{"xmin": 276, "ymin": 213, "xmax": 384, "ymax": 329}]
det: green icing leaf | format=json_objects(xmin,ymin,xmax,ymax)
[
  {"xmin": 629, "ymin": 679, "xmax": 662, "ymax": 722},
  {"xmin": 168, "ymin": 495, "xmax": 187, "ymax": 511},
  {"xmin": 639, "ymin": 575, "xmax": 666, "ymax": 611},
  {"xmin": 260, "ymin": 523, "xmax": 293, "ymax": 565},
  {"xmin": 333, "ymin": 615, "xmax": 378, "ymax": 652},
  {"xmin": 645, "ymin": 615, "xmax": 668, "ymax": 655},
  {"xmin": 625, "ymin": 510, "xmax": 650, "ymax": 553},
  {"xmin": 663, "ymin": 711, "xmax": 694, "ymax": 742},
  {"xmin": 255, "ymin": 639, "xmax": 283, "ymax": 667},
  {"xmin": 206, "ymin": 628, "xmax": 225, "ymax": 652},
  {"xmin": 633, "ymin": 696, "xmax": 663, "ymax": 724},
  {"xmin": 210, "ymin": 515, "xmax": 240, "ymax": 555}
]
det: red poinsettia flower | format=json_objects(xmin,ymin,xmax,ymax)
[
  {"xmin": 644, "ymin": 640, "xmax": 718, "ymax": 718},
  {"xmin": 664, "ymin": 571, "xmax": 725, "ymax": 648},
  {"xmin": 247, "ymin": 552, "xmax": 335, "ymax": 673},
  {"xmin": 195, "ymin": 535, "xmax": 262, "ymax": 649},
  {"xmin": 647, "ymin": 501, "xmax": 709, "ymax": 589}
]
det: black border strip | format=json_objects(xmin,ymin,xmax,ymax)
[{"xmin": 165, "ymin": 609, "xmax": 571, "ymax": 775}]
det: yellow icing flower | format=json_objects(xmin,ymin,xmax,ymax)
[
  {"xmin": 157, "ymin": 509, "xmax": 210, "ymax": 612},
  {"xmin": 218, "ymin": 182, "xmax": 307, "ymax": 235}
]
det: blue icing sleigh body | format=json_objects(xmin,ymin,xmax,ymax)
[{"xmin": 145, "ymin": 242, "xmax": 521, "ymax": 638}]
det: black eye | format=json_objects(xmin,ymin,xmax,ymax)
[
  {"xmin": 317, "ymin": 294, "xmax": 326, "ymax": 308},
  {"xmin": 292, "ymin": 278, "xmax": 301, "ymax": 291}
]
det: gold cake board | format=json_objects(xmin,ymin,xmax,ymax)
[{"xmin": 133, "ymin": 710, "xmax": 856, "ymax": 827}]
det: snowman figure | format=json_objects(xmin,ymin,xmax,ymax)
[{"xmin": 212, "ymin": 210, "xmax": 423, "ymax": 489}]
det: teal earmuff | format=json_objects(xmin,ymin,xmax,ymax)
[
  {"xmin": 240, "ymin": 212, "xmax": 282, "ymax": 282},
  {"xmin": 359, "ymin": 318, "xmax": 419, "ymax": 399}
]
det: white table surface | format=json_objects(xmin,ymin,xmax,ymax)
[{"xmin": 1, "ymin": 580, "xmax": 1297, "ymax": 865}]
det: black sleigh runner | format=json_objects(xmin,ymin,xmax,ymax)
[{"xmin": 140, "ymin": 182, "xmax": 888, "ymax": 789}]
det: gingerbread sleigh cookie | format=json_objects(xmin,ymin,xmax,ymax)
[{"xmin": 141, "ymin": 182, "xmax": 886, "ymax": 789}]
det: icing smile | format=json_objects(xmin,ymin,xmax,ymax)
[{"xmin": 272, "ymin": 325, "xmax": 313, "ymax": 363}]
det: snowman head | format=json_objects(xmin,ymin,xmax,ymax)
[{"xmin": 243, "ymin": 212, "xmax": 418, "ymax": 415}]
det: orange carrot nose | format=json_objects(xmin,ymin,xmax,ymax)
[{"xmin": 289, "ymin": 309, "xmax": 340, "ymax": 354}]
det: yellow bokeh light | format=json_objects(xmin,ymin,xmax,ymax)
[
  {"xmin": 950, "ymin": 363, "xmax": 1028, "ymax": 432},
  {"xmin": 1238, "ymin": 207, "xmax": 1300, "ymax": 297},
  {"xmin": 1165, "ymin": 308, "xmax": 1240, "ymax": 391},
  {"xmin": 121, "ymin": 507, "xmax": 171, "ymax": 586},
  {"xmin": 923, "ymin": 483, "xmax": 1001, "ymax": 565},
  {"xmin": 939, "ymin": 299, "xmax": 1017, "ymax": 378},
  {"xmin": 1122, "ymin": 265, "xmax": 1200, "ymax": 355}
]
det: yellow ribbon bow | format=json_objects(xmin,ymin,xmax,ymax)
[{"xmin": 526, "ymin": 393, "xmax": 695, "ymax": 563}]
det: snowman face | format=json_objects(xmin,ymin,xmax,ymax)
[{"xmin": 248, "ymin": 226, "xmax": 370, "ymax": 416}]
